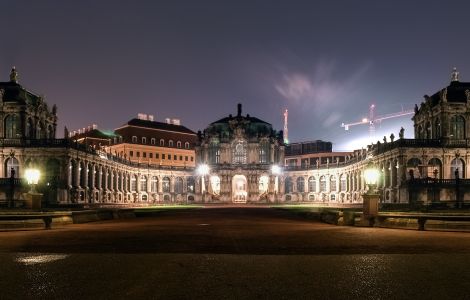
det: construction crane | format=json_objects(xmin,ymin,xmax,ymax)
[
  {"xmin": 283, "ymin": 109, "xmax": 289, "ymax": 144},
  {"xmin": 341, "ymin": 104, "xmax": 414, "ymax": 138}
]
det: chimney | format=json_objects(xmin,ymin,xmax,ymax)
[
  {"xmin": 172, "ymin": 119, "xmax": 180, "ymax": 125},
  {"xmin": 137, "ymin": 113, "xmax": 148, "ymax": 120},
  {"xmin": 92, "ymin": 124, "xmax": 98, "ymax": 130},
  {"xmin": 148, "ymin": 115, "xmax": 154, "ymax": 121},
  {"xmin": 165, "ymin": 118, "xmax": 171, "ymax": 124},
  {"xmin": 237, "ymin": 103, "xmax": 242, "ymax": 116}
]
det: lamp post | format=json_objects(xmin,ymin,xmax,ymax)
[
  {"xmin": 362, "ymin": 163, "xmax": 380, "ymax": 226},
  {"xmin": 271, "ymin": 165, "xmax": 282, "ymax": 203},
  {"xmin": 197, "ymin": 164, "xmax": 209, "ymax": 203},
  {"xmin": 24, "ymin": 168, "xmax": 42, "ymax": 210}
]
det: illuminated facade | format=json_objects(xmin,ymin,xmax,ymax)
[{"xmin": 1, "ymin": 67, "xmax": 470, "ymax": 207}]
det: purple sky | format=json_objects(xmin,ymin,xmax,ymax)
[{"xmin": 2, "ymin": 1, "xmax": 469, "ymax": 150}]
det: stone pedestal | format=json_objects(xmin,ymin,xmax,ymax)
[
  {"xmin": 362, "ymin": 193, "xmax": 379, "ymax": 226},
  {"xmin": 24, "ymin": 192, "xmax": 43, "ymax": 210}
]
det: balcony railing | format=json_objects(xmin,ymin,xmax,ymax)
[{"xmin": 372, "ymin": 138, "xmax": 470, "ymax": 155}]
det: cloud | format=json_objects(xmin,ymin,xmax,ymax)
[{"xmin": 275, "ymin": 60, "xmax": 371, "ymax": 115}]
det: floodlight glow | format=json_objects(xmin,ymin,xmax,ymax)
[
  {"xmin": 271, "ymin": 165, "xmax": 282, "ymax": 175},
  {"xmin": 364, "ymin": 166, "xmax": 380, "ymax": 186},
  {"xmin": 197, "ymin": 164, "xmax": 210, "ymax": 175}
]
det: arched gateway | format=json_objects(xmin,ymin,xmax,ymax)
[{"xmin": 232, "ymin": 175, "xmax": 247, "ymax": 203}]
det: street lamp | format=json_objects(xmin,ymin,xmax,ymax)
[
  {"xmin": 197, "ymin": 164, "xmax": 210, "ymax": 202},
  {"xmin": 25, "ymin": 168, "xmax": 40, "ymax": 193},
  {"xmin": 271, "ymin": 165, "xmax": 282, "ymax": 203},
  {"xmin": 362, "ymin": 163, "xmax": 380, "ymax": 226},
  {"xmin": 24, "ymin": 168, "xmax": 42, "ymax": 209}
]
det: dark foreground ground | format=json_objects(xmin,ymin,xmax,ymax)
[{"xmin": 0, "ymin": 207, "xmax": 469, "ymax": 299}]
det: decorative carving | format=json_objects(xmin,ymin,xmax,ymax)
[
  {"xmin": 9, "ymin": 66, "xmax": 18, "ymax": 83},
  {"xmin": 465, "ymin": 90, "xmax": 470, "ymax": 101},
  {"xmin": 0, "ymin": 88, "xmax": 4, "ymax": 101},
  {"xmin": 441, "ymin": 88, "xmax": 447, "ymax": 102}
]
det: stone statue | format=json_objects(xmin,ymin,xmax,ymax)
[
  {"xmin": 383, "ymin": 136, "xmax": 387, "ymax": 143},
  {"xmin": 399, "ymin": 127, "xmax": 405, "ymax": 139},
  {"xmin": 390, "ymin": 133, "xmax": 395, "ymax": 142},
  {"xmin": 414, "ymin": 104, "xmax": 418, "ymax": 113},
  {"xmin": 52, "ymin": 104, "xmax": 57, "ymax": 115},
  {"xmin": 10, "ymin": 67, "xmax": 18, "ymax": 83},
  {"xmin": 64, "ymin": 126, "xmax": 69, "ymax": 138},
  {"xmin": 451, "ymin": 67, "xmax": 459, "ymax": 82}
]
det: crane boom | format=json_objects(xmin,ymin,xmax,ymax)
[{"xmin": 341, "ymin": 105, "xmax": 414, "ymax": 131}]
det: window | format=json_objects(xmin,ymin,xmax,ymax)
[
  {"xmin": 130, "ymin": 175, "xmax": 137, "ymax": 192},
  {"xmin": 177, "ymin": 141, "xmax": 182, "ymax": 148},
  {"xmin": 174, "ymin": 155, "xmax": 177, "ymax": 160},
  {"xmin": 156, "ymin": 153, "xmax": 159, "ymax": 159},
  {"xmin": 319, "ymin": 176, "xmax": 327, "ymax": 192},
  {"xmin": 451, "ymin": 158, "xmax": 465, "ymax": 179},
  {"xmin": 330, "ymin": 176, "xmax": 337, "ymax": 192},
  {"xmin": 185, "ymin": 156, "xmax": 188, "ymax": 161},
  {"xmin": 149, "ymin": 153, "xmax": 153, "ymax": 158},
  {"xmin": 296, "ymin": 177, "xmax": 305, "ymax": 193},
  {"xmin": 162, "ymin": 177, "xmax": 170, "ymax": 193},
  {"xmin": 308, "ymin": 176, "xmax": 316, "ymax": 192},
  {"xmin": 130, "ymin": 151, "xmax": 134, "ymax": 157},
  {"xmin": 168, "ymin": 155, "xmax": 171, "ymax": 160},
  {"xmin": 5, "ymin": 157, "xmax": 19, "ymax": 177},
  {"xmin": 259, "ymin": 141, "xmax": 270, "ymax": 164},
  {"xmin": 151, "ymin": 138, "xmax": 156, "ymax": 145},
  {"xmin": 160, "ymin": 139, "xmax": 164, "ymax": 146},
  {"xmin": 151, "ymin": 176, "xmax": 158, "ymax": 193},
  {"xmin": 136, "ymin": 152, "xmax": 140, "ymax": 158},
  {"xmin": 187, "ymin": 177, "xmax": 195, "ymax": 193},
  {"xmin": 132, "ymin": 136, "xmax": 137, "ymax": 143},
  {"xmin": 162, "ymin": 154, "xmax": 165, "ymax": 159},
  {"xmin": 142, "ymin": 137, "xmax": 147, "ymax": 144},
  {"xmin": 284, "ymin": 177, "xmax": 293, "ymax": 193},
  {"xmin": 232, "ymin": 140, "xmax": 247, "ymax": 164},
  {"xmin": 179, "ymin": 156, "xmax": 182, "ymax": 160},
  {"xmin": 340, "ymin": 175, "xmax": 347, "ymax": 191},
  {"xmin": 140, "ymin": 175, "xmax": 148, "ymax": 192},
  {"xmin": 4, "ymin": 114, "xmax": 19, "ymax": 138},
  {"xmin": 143, "ymin": 152, "xmax": 146, "ymax": 158},
  {"xmin": 169, "ymin": 140, "xmax": 174, "ymax": 147},
  {"xmin": 450, "ymin": 115, "xmax": 465, "ymax": 139},
  {"xmin": 425, "ymin": 122, "xmax": 432, "ymax": 139},
  {"xmin": 175, "ymin": 177, "xmax": 183, "ymax": 194},
  {"xmin": 191, "ymin": 157, "xmax": 194, "ymax": 162},
  {"xmin": 434, "ymin": 119, "xmax": 441, "ymax": 138},
  {"xmin": 185, "ymin": 142, "xmax": 190, "ymax": 149}
]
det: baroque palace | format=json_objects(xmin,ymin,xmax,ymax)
[{"xmin": 1, "ymin": 67, "xmax": 470, "ymax": 207}]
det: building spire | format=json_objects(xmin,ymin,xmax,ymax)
[
  {"xmin": 451, "ymin": 67, "xmax": 459, "ymax": 82},
  {"xmin": 9, "ymin": 66, "xmax": 18, "ymax": 83}
]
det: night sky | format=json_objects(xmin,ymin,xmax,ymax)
[{"xmin": 2, "ymin": 1, "xmax": 469, "ymax": 150}]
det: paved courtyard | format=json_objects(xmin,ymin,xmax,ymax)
[{"xmin": 1, "ymin": 207, "xmax": 469, "ymax": 299}]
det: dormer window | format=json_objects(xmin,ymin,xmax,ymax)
[
  {"xmin": 151, "ymin": 138, "xmax": 156, "ymax": 145},
  {"xmin": 177, "ymin": 141, "xmax": 182, "ymax": 148},
  {"xmin": 169, "ymin": 140, "xmax": 174, "ymax": 147},
  {"xmin": 185, "ymin": 142, "xmax": 190, "ymax": 149},
  {"xmin": 160, "ymin": 139, "xmax": 164, "ymax": 146},
  {"xmin": 142, "ymin": 137, "xmax": 147, "ymax": 144},
  {"xmin": 132, "ymin": 136, "xmax": 137, "ymax": 143}
]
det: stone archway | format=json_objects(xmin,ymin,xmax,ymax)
[{"xmin": 232, "ymin": 175, "xmax": 247, "ymax": 203}]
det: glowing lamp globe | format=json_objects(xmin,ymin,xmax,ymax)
[
  {"xmin": 25, "ymin": 168, "xmax": 40, "ymax": 185},
  {"xmin": 364, "ymin": 167, "xmax": 380, "ymax": 186}
]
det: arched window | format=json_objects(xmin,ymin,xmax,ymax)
[
  {"xmin": 140, "ymin": 175, "xmax": 147, "ymax": 192},
  {"xmin": 296, "ymin": 177, "xmax": 305, "ymax": 193},
  {"xmin": 187, "ymin": 177, "xmax": 195, "ymax": 193},
  {"xmin": 185, "ymin": 142, "xmax": 190, "ymax": 149},
  {"xmin": 451, "ymin": 158, "xmax": 465, "ymax": 179},
  {"xmin": 232, "ymin": 140, "xmax": 247, "ymax": 164},
  {"xmin": 142, "ymin": 137, "xmax": 147, "ymax": 144},
  {"xmin": 319, "ymin": 176, "xmax": 327, "ymax": 192},
  {"xmin": 308, "ymin": 176, "xmax": 316, "ymax": 192},
  {"xmin": 151, "ymin": 138, "xmax": 156, "ymax": 145},
  {"xmin": 209, "ymin": 141, "xmax": 220, "ymax": 164},
  {"xmin": 434, "ymin": 119, "xmax": 441, "ymax": 138},
  {"xmin": 132, "ymin": 136, "xmax": 137, "ymax": 143},
  {"xmin": 175, "ymin": 177, "xmax": 183, "ymax": 194},
  {"xmin": 162, "ymin": 177, "xmax": 170, "ymax": 193},
  {"xmin": 25, "ymin": 118, "xmax": 34, "ymax": 138},
  {"xmin": 4, "ymin": 114, "xmax": 19, "ymax": 138},
  {"xmin": 160, "ymin": 139, "xmax": 165, "ymax": 146},
  {"xmin": 284, "ymin": 177, "xmax": 293, "ymax": 193},
  {"xmin": 141, "ymin": 194, "xmax": 148, "ymax": 201},
  {"xmin": 169, "ymin": 140, "xmax": 174, "ymax": 147},
  {"xmin": 151, "ymin": 176, "xmax": 158, "ymax": 193},
  {"xmin": 5, "ymin": 157, "xmax": 19, "ymax": 177},
  {"xmin": 407, "ymin": 158, "xmax": 422, "ymax": 179},
  {"xmin": 330, "ymin": 175, "xmax": 337, "ymax": 192},
  {"xmin": 340, "ymin": 174, "xmax": 347, "ymax": 191},
  {"xmin": 428, "ymin": 158, "xmax": 442, "ymax": 178},
  {"xmin": 450, "ymin": 115, "xmax": 465, "ymax": 139},
  {"xmin": 177, "ymin": 141, "xmax": 182, "ymax": 148}
]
